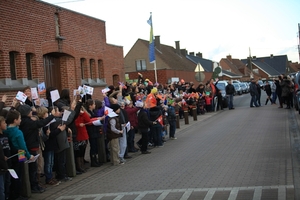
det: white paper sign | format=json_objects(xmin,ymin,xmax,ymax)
[
  {"xmin": 102, "ymin": 88, "xmax": 110, "ymax": 94},
  {"xmin": 25, "ymin": 154, "xmax": 40, "ymax": 164},
  {"xmin": 62, "ymin": 110, "xmax": 71, "ymax": 122},
  {"xmin": 83, "ymin": 85, "xmax": 94, "ymax": 95},
  {"xmin": 16, "ymin": 91, "xmax": 27, "ymax": 102},
  {"xmin": 77, "ymin": 86, "xmax": 85, "ymax": 97},
  {"xmin": 8, "ymin": 169, "xmax": 18, "ymax": 179},
  {"xmin": 31, "ymin": 88, "xmax": 39, "ymax": 99},
  {"xmin": 39, "ymin": 98, "xmax": 49, "ymax": 107},
  {"xmin": 104, "ymin": 106, "xmax": 113, "ymax": 115},
  {"xmin": 107, "ymin": 111, "xmax": 118, "ymax": 118},
  {"xmin": 50, "ymin": 90, "xmax": 60, "ymax": 103},
  {"xmin": 126, "ymin": 121, "xmax": 131, "ymax": 132},
  {"xmin": 38, "ymin": 82, "xmax": 46, "ymax": 94}
]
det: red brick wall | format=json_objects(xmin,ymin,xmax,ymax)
[{"xmin": 0, "ymin": 0, "xmax": 124, "ymax": 102}]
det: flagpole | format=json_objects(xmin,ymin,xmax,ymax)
[{"xmin": 154, "ymin": 61, "xmax": 157, "ymax": 84}]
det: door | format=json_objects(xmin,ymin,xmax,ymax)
[{"xmin": 43, "ymin": 55, "xmax": 62, "ymax": 91}]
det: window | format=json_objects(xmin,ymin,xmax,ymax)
[
  {"xmin": 55, "ymin": 13, "xmax": 60, "ymax": 37},
  {"xmin": 98, "ymin": 59, "xmax": 103, "ymax": 78},
  {"xmin": 90, "ymin": 59, "xmax": 95, "ymax": 79},
  {"xmin": 80, "ymin": 58, "xmax": 85, "ymax": 79},
  {"xmin": 253, "ymin": 69, "xmax": 259, "ymax": 74},
  {"xmin": 136, "ymin": 59, "xmax": 146, "ymax": 71},
  {"xmin": 9, "ymin": 51, "xmax": 17, "ymax": 80},
  {"xmin": 26, "ymin": 53, "xmax": 33, "ymax": 80}
]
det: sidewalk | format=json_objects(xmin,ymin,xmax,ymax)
[{"xmin": 31, "ymin": 110, "xmax": 219, "ymax": 199}]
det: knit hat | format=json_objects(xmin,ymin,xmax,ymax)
[
  {"xmin": 17, "ymin": 104, "xmax": 32, "ymax": 116},
  {"xmin": 135, "ymin": 100, "xmax": 144, "ymax": 108},
  {"xmin": 110, "ymin": 104, "xmax": 120, "ymax": 112}
]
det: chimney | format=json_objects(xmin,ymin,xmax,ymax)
[
  {"xmin": 227, "ymin": 55, "xmax": 232, "ymax": 62},
  {"xmin": 189, "ymin": 52, "xmax": 194, "ymax": 56},
  {"xmin": 196, "ymin": 52, "xmax": 202, "ymax": 58},
  {"xmin": 181, "ymin": 49, "xmax": 187, "ymax": 57},
  {"xmin": 154, "ymin": 35, "xmax": 161, "ymax": 51},
  {"xmin": 175, "ymin": 41, "xmax": 181, "ymax": 56}
]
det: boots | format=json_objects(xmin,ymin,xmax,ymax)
[
  {"xmin": 76, "ymin": 157, "xmax": 85, "ymax": 173},
  {"xmin": 91, "ymin": 154, "xmax": 100, "ymax": 167}
]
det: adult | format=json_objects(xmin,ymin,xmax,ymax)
[
  {"xmin": 136, "ymin": 101, "xmax": 156, "ymax": 154},
  {"xmin": 264, "ymin": 81, "xmax": 272, "ymax": 105},
  {"xmin": 249, "ymin": 79, "xmax": 259, "ymax": 107},
  {"xmin": 225, "ymin": 80, "xmax": 235, "ymax": 110}
]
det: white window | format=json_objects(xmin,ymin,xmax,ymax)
[
  {"xmin": 136, "ymin": 60, "xmax": 146, "ymax": 71},
  {"xmin": 253, "ymin": 69, "xmax": 259, "ymax": 73}
]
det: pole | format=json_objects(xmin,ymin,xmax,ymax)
[{"xmin": 154, "ymin": 61, "xmax": 157, "ymax": 84}]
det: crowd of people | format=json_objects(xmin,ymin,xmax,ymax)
[
  {"xmin": 249, "ymin": 74, "xmax": 294, "ymax": 109},
  {"xmin": 3, "ymin": 72, "xmax": 285, "ymax": 199}
]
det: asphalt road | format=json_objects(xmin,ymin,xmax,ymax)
[{"xmin": 32, "ymin": 92, "xmax": 298, "ymax": 200}]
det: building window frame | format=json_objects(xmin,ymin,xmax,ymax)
[
  {"xmin": 136, "ymin": 59, "xmax": 146, "ymax": 71},
  {"xmin": 9, "ymin": 51, "xmax": 17, "ymax": 80},
  {"xmin": 80, "ymin": 58, "xmax": 86, "ymax": 79},
  {"xmin": 98, "ymin": 59, "xmax": 103, "ymax": 79},
  {"xmin": 26, "ymin": 53, "xmax": 33, "ymax": 80},
  {"xmin": 90, "ymin": 59, "xmax": 95, "ymax": 79}
]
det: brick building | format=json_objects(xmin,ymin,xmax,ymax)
[
  {"xmin": 0, "ymin": 0, "xmax": 124, "ymax": 101},
  {"xmin": 124, "ymin": 37, "xmax": 212, "ymax": 85}
]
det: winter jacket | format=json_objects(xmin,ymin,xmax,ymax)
[
  {"xmin": 19, "ymin": 115, "xmax": 54, "ymax": 150},
  {"xmin": 4, "ymin": 126, "xmax": 31, "ymax": 159},
  {"xmin": 225, "ymin": 84, "xmax": 235, "ymax": 95},
  {"xmin": 86, "ymin": 109, "xmax": 101, "ymax": 139},
  {"xmin": 75, "ymin": 111, "xmax": 90, "ymax": 141},
  {"xmin": 137, "ymin": 109, "xmax": 153, "ymax": 131},
  {"xmin": 124, "ymin": 106, "xmax": 139, "ymax": 128},
  {"xmin": 106, "ymin": 116, "xmax": 122, "ymax": 141}
]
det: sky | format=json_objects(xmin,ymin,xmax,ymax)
[{"xmin": 42, "ymin": 0, "xmax": 300, "ymax": 63}]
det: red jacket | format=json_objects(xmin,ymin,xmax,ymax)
[
  {"xmin": 124, "ymin": 106, "xmax": 139, "ymax": 128},
  {"xmin": 75, "ymin": 111, "xmax": 90, "ymax": 141}
]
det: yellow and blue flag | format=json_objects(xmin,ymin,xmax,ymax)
[{"xmin": 147, "ymin": 13, "xmax": 155, "ymax": 63}]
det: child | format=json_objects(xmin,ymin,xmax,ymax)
[
  {"xmin": 0, "ymin": 116, "xmax": 9, "ymax": 200},
  {"xmin": 4, "ymin": 110, "xmax": 34, "ymax": 199},
  {"xmin": 17, "ymin": 104, "xmax": 60, "ymax": 193},
  {"xmin": 36, "ymin": 106, "xmax": 65, "ymax": 186}
]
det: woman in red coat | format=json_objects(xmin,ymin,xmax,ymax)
[{"xmin": 75, "ymin": 107, "xmax": 90, "ymax": 172}]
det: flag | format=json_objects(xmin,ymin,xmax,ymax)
[
  {"xmin": 145, "ymin": 93, "xmax": 157, "ymax": 108},
  {"xmin": 156, "ymin": 115, "xmax": 163, "ymax": 126},
  {"xmin": 18, "ymin": 150, "xmax": 26, "ymax": 162},
  {"xmin": 147, "ymin": 13, "xmax": 155, "ymax": 63},
  {"xmin": 86, "ymin": 117, "xmax": 102, "ymax": 126}
]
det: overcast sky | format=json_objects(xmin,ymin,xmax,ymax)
[{"xmin": 42, "ymin": 0, "xmax": 300, "ymax": 63}]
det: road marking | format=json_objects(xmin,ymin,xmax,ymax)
[{"xmin": 56, "ymin": 185, "xmax": 294, "ymax": 200}]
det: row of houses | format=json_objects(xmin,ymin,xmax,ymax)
[
  {"xmin": 124, "ymin": 36, "xmax": 300, "ymax": 85},
  {"xmin": 0, "ymin": 0, "xmax": 299, "ymax": 102}
]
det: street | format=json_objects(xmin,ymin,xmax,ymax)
[{"xmin": 32, "ymin": 93, "xmax": 298, "ymax": 200}]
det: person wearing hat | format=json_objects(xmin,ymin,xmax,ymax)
[{"xmin": 106, "ymin": 104, "xmax": 124, "ymax": 165}]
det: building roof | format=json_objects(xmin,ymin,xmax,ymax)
[
  {"xmin": 139, "ymin": 39, "xmax": 196, "ymax": 71},
  {"xmin": 241, "ymin": 55, "xmax": 288, "ymax": 75},
  {"xmin": 252, "ymin": 60, "xmax": 281, "ymax": 76},
  {"xmin": 186, "ymin": 54, "xmax": 213, "ymax": 72}
]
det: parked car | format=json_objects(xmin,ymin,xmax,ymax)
[
  {"xmin": 214, "ymin": 81, "xmax": 228, "ymax": 109},
  {"xmin": 257, "ymin": 80, "xmax": 264, "ymax": 88},
  {"xmin": 239, "ymin": 83, "xmax": 248, "ymax": 93},
  {"xmin": 233, "ymin": 83, "xmax": 242, "ymax": 95}
]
